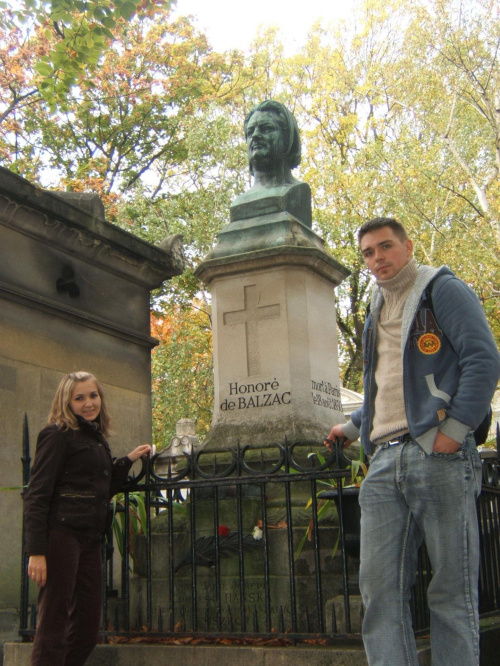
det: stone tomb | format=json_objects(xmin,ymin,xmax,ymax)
[
  {"xmin": 130, "ymin": 489, "xmax": 350, "ymax": 635},
  {"xmin": 0, "ymin": 168, "xmax": 183, "ymax": 616},
  {"xmin": 129, "ymin": 161, "xmax": 353, "ymax": 633}
]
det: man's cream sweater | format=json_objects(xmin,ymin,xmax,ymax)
[{"xmin": 371, "ymin": 258, "xmax": 418, "ymax": 444}]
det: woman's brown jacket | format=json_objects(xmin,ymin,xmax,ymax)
[{"xmin": 24, "ymin": 418, "xmax": 132, "ymax": 556}]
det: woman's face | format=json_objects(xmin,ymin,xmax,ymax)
[{"xmin": 69, "ymin": 379, "xmax": 102, "ymax": 422}]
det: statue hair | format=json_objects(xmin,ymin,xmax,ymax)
[{"xmin": 244, "ymin": 100, "xmax": 301, "ymax": 172}]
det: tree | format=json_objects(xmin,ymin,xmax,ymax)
[
  {"xmin": 150, "ymin": 302, "xmax": 213, "ymax": 449},
  {"xmin": 0, "ymin": 23, "xmax": 44, "ymax": 177},
  {"xmin": 370, "ymin": 0, "xmax": 500, "ymax": 337},
  {"xmin": 1, "ymin": 12, "xmax": 247, "ymax": 194},
  {"xmin": 0, "ymin": 0, "xmax": 173, "ymax": 108},
  {"xmin": 279, "ymin": 0, "xmax": 500, "ymax": 380},
  {"xmin": 1, "ymin": 0, "xmax": 498, "ymax": 439},
  {"xmin": 399, "ymin": 0, "xmax": 500, "ymax": 245}
]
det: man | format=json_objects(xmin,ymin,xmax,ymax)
[{"xmin": 327, "ymin": 217, "xmax": 500, "ymax": 665}]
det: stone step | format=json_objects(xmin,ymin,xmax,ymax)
[
  {"xmin": 4, "ymin": 640, "xmax": 433, "ymax": 666},
  {"xmin": 6, "ymin": 613, "xmax": 500, "ymax": 664}
]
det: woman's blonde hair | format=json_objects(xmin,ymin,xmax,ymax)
[{"xmin": 47, "ymin": 371, "xmax": 111, "ymax": 436}]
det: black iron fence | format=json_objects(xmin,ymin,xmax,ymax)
[{"xmin": 18, "ymin": 417, "xmax": 500, "ymax": 645}]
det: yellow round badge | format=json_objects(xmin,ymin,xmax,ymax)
[{"xmin": 418, "ymin": 333, "xmax": 441, "ymax": 355}]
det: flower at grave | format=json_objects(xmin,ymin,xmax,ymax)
[
  {"xmin": 174, "ymin": 529, "xmax": 263, "ymax": 571},
  {"xmin": 252, "ymin": 525, "xmax": 263, "ymax": 541}
]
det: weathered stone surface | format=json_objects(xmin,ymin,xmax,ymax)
[
  {"xmin": 230, "ymin": 183, "xmax": 312, "ymax": 228},
  {"xmin": 4, "ymin": 638, "xmax": 437, "ymax": 665},
  {"xmin": 196, "ymin": 248, "xmax": 348, "ymax": 451},
  {"xmin": 54, "ymin": 191, "xmax": 106, "ymax": 220},
  {"xmin": 0, "ymin": 168, "xmax": 184, "ymax": 287},
  {"xmin": 198, "ymin": 213, "xmax": 345, "ymax": 273},
  {"xmin": 0, "ymin": 167, "xmax": 183, "ymax": 611},
  {"xmin": 0, "ymin": 610, "xmax": 19, "ymax": 665}
]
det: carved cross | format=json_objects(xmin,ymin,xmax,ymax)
[{"xmin": 223, "ymin": 285, "xmax": 280, "ymax": 376}]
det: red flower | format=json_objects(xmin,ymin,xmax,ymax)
[{"xmin": 218, "ymin": 525, "xmax": 230, "ymax": 537}]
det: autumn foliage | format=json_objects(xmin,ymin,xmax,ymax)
[
  {"xmin": 0, "ymin": 0, "xmax": 498, "ymax": 444},
  {"xmin": 150, "ymin": 302, "xmax": 213, "ymax": 449}
]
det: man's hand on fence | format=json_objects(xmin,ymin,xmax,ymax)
[{"xmin": 325, "ymin": 424, "xmax": 351, "ymax": 449}]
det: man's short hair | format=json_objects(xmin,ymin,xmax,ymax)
[
  {"xmin": 358, "ymin": 217, "xmax": 409, "ymax": 244},
  {"xmin": 244, "ymin": 100, "xmax": 301, "ymax": 170}
]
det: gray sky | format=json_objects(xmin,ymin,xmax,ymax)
[{"xmin": 173, "ymin": 0, "xmax": 356, "ymax": 53}]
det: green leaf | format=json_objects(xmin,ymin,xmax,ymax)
[
  {"xmin": 294, "ymin": 529, "xmax": 310, "ymax": 560},
  {"xmin": 118, "ymin": 2, "xmax": 138, "ymax": 20},
  {"xmin": 135, "ymin": 494, "xmax": 147, "ymax": 531},
  {"xmin": 35, "ymin": 62, "xmax": 54, "ymax": 76},
  {"xmin": 101, "ymin": 15, "xmax": 116, "ymax": 29}
]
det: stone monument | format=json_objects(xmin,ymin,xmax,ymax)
[{"xmin": 195, "ymin": 101, "xmax": 349, "ymax": 451}]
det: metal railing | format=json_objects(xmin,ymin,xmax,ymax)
[
  {"xmin": 478, "ymin": 446, "xmax": 500, "ymax": 616},
  {"xmin": 18, "ymin": 418, "xmax": 500, "ymax": 645}
]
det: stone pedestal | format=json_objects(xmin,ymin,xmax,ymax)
[{"xmin": 195, "ymin": 212, "xmax": 349, "ymax": 451}]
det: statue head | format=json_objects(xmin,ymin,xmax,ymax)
[{"xmin": 244, "ymin": 100, "xmax": 301, "ymax": 180}]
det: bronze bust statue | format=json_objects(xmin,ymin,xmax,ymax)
[{"xmin": 230, "ymin": 100, "xmax": 312, "ymax": 228}]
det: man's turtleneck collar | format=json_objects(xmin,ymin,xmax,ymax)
[{"xmin": 377, "ymin": 257, "xmax": 418, "ymax": 294}]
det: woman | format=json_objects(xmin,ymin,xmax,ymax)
[{"xmin": 23, "ymin": 371, "xmax": 151, "ymax": 666}]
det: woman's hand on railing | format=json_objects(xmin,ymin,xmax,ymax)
[{"xmin": 126, "ymin": 444, "xmax": 152, "ymax": 462}]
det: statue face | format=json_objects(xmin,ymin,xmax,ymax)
[{"xmin": 245, "ymin": 110, "xmax": 286, "ymax": 172}]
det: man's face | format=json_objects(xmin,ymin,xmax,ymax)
[
  {"xmin": 360, "ymin": 226, "xmax": 413, "ymax": 281},
  {"xmin": 245, "ymin": 110, "xmax": 285, "ymax": 171}
]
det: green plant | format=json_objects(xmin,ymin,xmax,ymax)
[
  {"xmin": 295, "ymin": 449, "xmax": 368, "ymax": 560},
  {"xmin": 111, "ymin": 491, "xmax": 188, "ymax": 570},
  {"xmin": 111, "ymin": 491, "xmax": 147, "ymax": 569}
]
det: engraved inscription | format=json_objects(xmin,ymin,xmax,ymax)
[
  {"xmin": 221, "ymin": 378, "xmax": 290, "ymax": 411},
  {"xmin": 311, "ymin": 379, "xmax": 343, "ymax": 411}
]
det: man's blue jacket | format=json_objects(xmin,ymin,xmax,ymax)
[{"xmin": 343, "ymin": 265, "xmax": 500, "ymax": 455}]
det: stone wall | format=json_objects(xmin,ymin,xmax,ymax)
[{"xmin": 0, "ymin": 168, "xmax": 183, "ymax": 615}]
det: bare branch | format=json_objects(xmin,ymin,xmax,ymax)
[
  {"xmin": 443, "ymin": 93, "xmax": 458, "ymax": 139},
  {"xmin": 0, "ymin": 88, "xmax": 39, "ymax": 124},
  {"xmin": 53, "ymin": 21, "xmax": 65, "ymax": 39}
]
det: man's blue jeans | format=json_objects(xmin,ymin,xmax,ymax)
[{"xmin": 358, "ymin": 435, "xmax": 482, "ymax": 665}]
